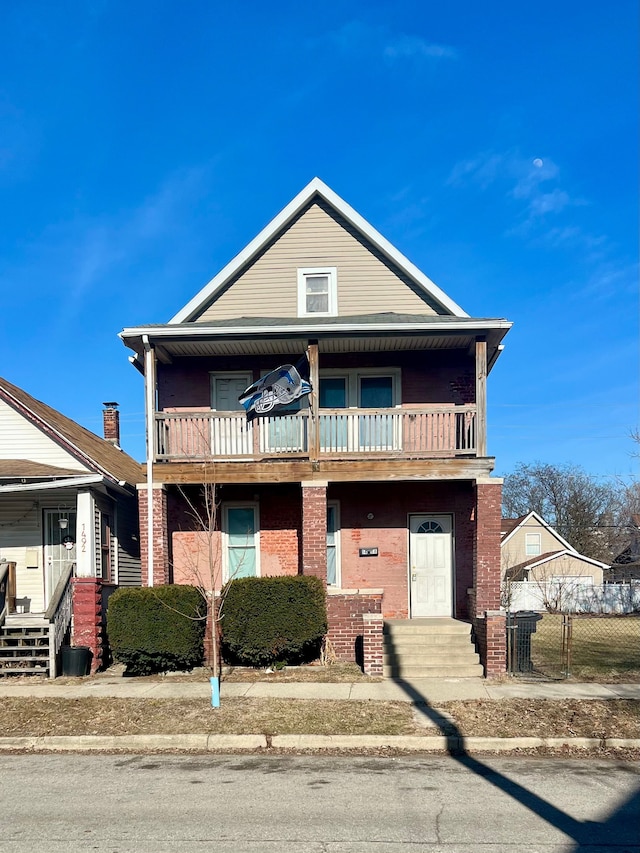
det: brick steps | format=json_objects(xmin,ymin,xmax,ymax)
[{"xmin": 383, "ymin": 618, "xmax": 483, "ymax": 678}]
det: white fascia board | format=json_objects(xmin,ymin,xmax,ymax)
[
  {"xmin": 0, "ymin": 474, "xmax": 132, "ymax": 496},
  {"xmin": 525, "ymin": 550, "xmax": 609, "ymax": 572},
  {"xmin": 170, "ymin": 177, "xmax": 469, "ymax": 324},
  {"xmin": 122, "ymin": 318, "xmax": 512, "ymax": 342},
  {"xmin": 0, "ymin": 475, "xmax": 104, "ymax": 493}
]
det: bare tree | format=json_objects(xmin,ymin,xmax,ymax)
[
  {"xmin": 173, "ymin": 473, "xmax": 224, "ymax": 682},
  {"xmin": 502, "ymin": 462, "xmax": 626, "ymax": 563}
]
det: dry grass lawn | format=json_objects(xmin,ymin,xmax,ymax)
[
  {"xmin": 531, "ymin": 614, "xmax": 640, "ymax": 682},
  {"xmin": 1, "ymin": 697, "xmax": 638, "ymax": 740}
]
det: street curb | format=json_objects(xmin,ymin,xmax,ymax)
[{"xmin": 0, "ymin": 734, "xmax": 638, "ymax": 753}]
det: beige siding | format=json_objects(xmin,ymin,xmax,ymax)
[
  {"xmin": 196, "ymin": 201, "xmax": 442, "ymax": 322},
  {"xmin": 529, "ymin": 555, "xmax": 604, "ymax": 584},
  {"xmin": 0, "ymin": 398, "xmax": 88, "ymax": 472},
  {"xmin": 501, "ymin": 517, "xmax": 569, "ymax": 569},
  {"xmin": 0, "ymin": 496, "xmax": 45, "ymax": 612}
]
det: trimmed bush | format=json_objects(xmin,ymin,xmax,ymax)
[
  {"xmin": 107, "ymin": 585, "xmax": 207, "ymax": 675},
  {"xmin": 221, "ymin": 576, "xmax": 327, "ymax": 667}
]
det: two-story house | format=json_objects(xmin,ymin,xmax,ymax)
[{"xmin": 120, "ymin": 179, "xmax": 512, "ymax": 677}]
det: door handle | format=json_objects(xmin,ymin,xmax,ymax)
[{"xmin": 411, "ymin": 574, "xmax": 417, "ymax": 581}]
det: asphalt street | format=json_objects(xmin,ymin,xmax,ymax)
[{"xmin": 0, "ymin": 754, "xmax": 638, "ymax": 852}]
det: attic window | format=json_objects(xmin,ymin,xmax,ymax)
[
  {"xmin": 298, "ymin": 267, "xmax": 337, "ymax": 316},
  {"xmin": 525, "ymin": 532, "xmax": 541, "ymax": 556}
]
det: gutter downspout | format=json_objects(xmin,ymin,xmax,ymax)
[{"xmin": 143, "ymin": 335, "xmax": 156, "ymax": 587}]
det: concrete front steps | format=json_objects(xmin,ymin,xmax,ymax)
[
  {"xmin": 0, "ymin": 616, "xmax": 51, "ymax": 677},
  {"xmin": 383, "ymin": 618, "xmax": 483, "ymax": 678}
]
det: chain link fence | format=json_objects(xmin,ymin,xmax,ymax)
[{"xmin": 507, "ymin": 612, "xmax": 640, "ymax": 681}]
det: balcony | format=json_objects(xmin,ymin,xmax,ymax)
[{"xmin": 154, "ymin": 405, "xmax": 478, "ymax": 462}]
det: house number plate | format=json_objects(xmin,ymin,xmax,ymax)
[{"xmin": 359, "ymin": 548, "xmax": 378, "ymax": 557}]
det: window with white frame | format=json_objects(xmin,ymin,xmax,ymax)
[
  {"xmin": 223, "ymin": 504, "xmax": 259, "ymax": 582},
  {"xmin": 525, "ymin": 532, "xmax": 541, "ymax": 557},
  {"xmin": 297, "ymin": 267, "xmax": 337, "ymax": 316},
  {"xmin": 327, "ymin": 501, "xmax": 341, "ymax": 587}
]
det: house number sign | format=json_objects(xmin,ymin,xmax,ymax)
[{"xmin": 359, "ymin": 548, "xmax": 378, "ymax": 557}]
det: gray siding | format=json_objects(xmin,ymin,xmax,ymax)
[{"xmin": 115, "ymin": 493, "xmax": 141, "ymax": 586}]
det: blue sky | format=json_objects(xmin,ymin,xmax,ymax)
[{"xmin": 1, "ymin": 1, "xmax": 637, "ymax": 482}]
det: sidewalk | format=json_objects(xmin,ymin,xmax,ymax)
[{"xmin": 0, "ymin": 675, "xmax": 638, "ymax": 702}]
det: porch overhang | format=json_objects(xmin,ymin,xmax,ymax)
[{"xmin": 120, "ymin": 314, "xmax": 512, "ymax": 373}]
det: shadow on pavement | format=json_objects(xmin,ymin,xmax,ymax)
[{"xmin": 393, "ymin": 673, "xmax": 640, "ymax": 850}]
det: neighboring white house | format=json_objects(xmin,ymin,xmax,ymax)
[{"xmin": 0, "ymin": 376, "xmax": 143, "ymax": 676}]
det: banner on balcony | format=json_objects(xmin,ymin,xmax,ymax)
[{"xmin": 238, "ymin": 356, "xmax": 312, "ymax": 421}]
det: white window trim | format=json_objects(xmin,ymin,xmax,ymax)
[
  {"xmin": 222, "ymin": 502, "xmax": 260, "ymax": 583},
  {"xmin": 525, "ymin": 532, "xmax": 541, "ymax": 557},
  {"xmin": 297, "ymin": 266, "xmax": 337, "ymax": 317},
  {"xmin": 319, "ymin": 367, "xmax": 401, "ymax": 407},
  {"xmin": 327, "ymin": 500, "xmax": 341, "ymax": 588}
]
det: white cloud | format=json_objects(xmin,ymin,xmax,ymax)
[
  {"xmin": 526, "ymin": 188, "xmax": 571, "ymax": 218},
  {"xmin": 383, "ymin": 35, "xmax": 457, "ymax": 62},
  {"xmin": 447, "ymin": 150, "xmax": 591, "ymax": 234},
  {"xmin": 322, "ymin": 21, "xmax": 457, "ymax": 65},
  {"xmin": 447, "ymin": 153, "xmax": 505, "ymax": 189}
]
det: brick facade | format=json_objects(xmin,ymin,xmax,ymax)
[
  {"xmin": 470, "ymin": 481, "xmax": 506, "ymax": 677},
  {"xmin": 138, "ymin": 485, "xmax": 170, "ymax": 586},
  {"xmin": 302, "ymin": 484, "xmax": 328, "ymax": 584},
  {"xmin": 154, "ymin": 478, "xmax": 505, "ymax": 677},
  {"xmin": 332, "ymin": 481, "xmax": 475, "ymax": 619},
  {"xmin": 71, "ymin": 577, "xmax": 103, "ymax": 673},
  {"xmin": 326, "ymin": 589, "xmax": 382, "ymax": 664},
  {"xmin": 473, "ymin": 481, "xmax": 502, "ymax": 614},
  {"xmin": 362, "ymin": 612, "xmax": 384, "ymax": 676}
]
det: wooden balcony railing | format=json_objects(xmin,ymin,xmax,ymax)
[{"xmin": 155, "ymin": 405, "xmax": 478, "ymax": 462}]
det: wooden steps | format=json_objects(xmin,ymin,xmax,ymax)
[
  {"xmin": 383, "ymin": 618, "xmax": 483, "ymax": 678},
  {"xmin": 0, "ymin": 618, "xmax": 51, "ymax": 677}
]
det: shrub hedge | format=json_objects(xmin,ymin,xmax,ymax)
[
  {"xmin": 107, "ymin": 585, "xmax": 207, "ymax": 675},
  {"xmin": 221, "ymin": 575, "xmax": 327, "ymax": 666}
]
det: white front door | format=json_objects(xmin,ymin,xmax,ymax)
[
  {"xmin": 409, "ymin": 514, "xmax": 453, "ymax": 618},
  {"xmin": 44, "ymin": 509, "xmax": 77, "ymax": 607}
]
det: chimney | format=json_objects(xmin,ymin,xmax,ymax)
[{"xmin": 102, "ymin": 402, "xmax": 120, "ymax": 447}]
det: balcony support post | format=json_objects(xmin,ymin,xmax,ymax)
[
  {"xmin": 307, "ymin": 340, "xmax": 320, "ymax": 463},
  {"xmin": 475, "ymin": 338, "xmax": 487, "ymax": 457},
  {"xmin": 143, "ymin": 337, "xmax": 157, "ymax": 586}
]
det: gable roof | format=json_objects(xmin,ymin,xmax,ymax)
[
  {"xmin": 500, "ymin": 511, "xmax": 576, "ymax": 552},
  {"xmin": 171, "ymin": 178, "xmax": 469, "ymax": 324},
  {"xmin": 0, "ymin": 377, "xmax": 142, "ymax": 487},
  {"xmin": 501, "ymin": 516, "xmax": 527, "ymax": 539},
  {"xmin": 505, "ymin": 549, "xmax": 609, "ymax": 581}
]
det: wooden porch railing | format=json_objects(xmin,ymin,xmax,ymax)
[{"xmin": 155, "ymin": 405, "xmax": 478, "ymax": 461}]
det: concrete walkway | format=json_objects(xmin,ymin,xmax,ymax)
[{"xmin": 0, "ymin": 676, "xmax": 638, "ymax": 703}]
